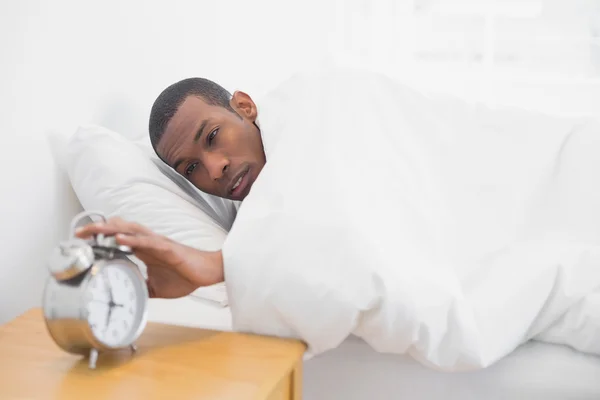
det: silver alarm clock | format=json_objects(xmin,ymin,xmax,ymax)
[{"xmin": 42, "ymin": 211, "xmax": 149, "ymax": 369}]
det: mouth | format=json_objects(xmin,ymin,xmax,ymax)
[{"xmin": 227, "ymin": 166, "xmax": 251, "ymax": 199}]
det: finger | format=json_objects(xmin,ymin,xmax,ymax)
[
  {"xmin": 74, "ymin": 222, "xmax": 118, "ymax": 238},
  {"xmin": 74, "ymin": 217, "xmax": 151, "ymax": 239},
  {"xmin": 146, "ymin": 278, "xmax": 157, "ymax": 298},
  {"xmin": 106, "ymin": 217, "xmax": 153, "ymax": 235},
  {"xmin": 115, "ymin": 233, "xmax": 171, "ymax": 253}
]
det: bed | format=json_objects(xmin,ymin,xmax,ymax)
[
  {"xmin": 64, "ymin": 73, "xmax": 600, "ymax": 399},
  {"xmin": 148, "ymin": 297, "xmax": 600, "ymax": 400}
]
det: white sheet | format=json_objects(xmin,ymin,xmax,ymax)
[
  {"xmin": 304, "ymin": 337, "xmax": 600, "ymax": 400},
  {"xmin": 222, "ymin": 68, "xmax": 600, "ymax": 371}
]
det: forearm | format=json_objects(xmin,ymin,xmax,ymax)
[{"xmin": 204, "ymin": 250, "xmax": 225, "ymax": 285}]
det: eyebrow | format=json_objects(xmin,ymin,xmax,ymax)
[
  {"xmin": 194, "ymin": 119, "xmax": 208, "ymax": 142},
  {"xmin": 173, "ymin": 119, "xmax": 208, "ymax": 171}
]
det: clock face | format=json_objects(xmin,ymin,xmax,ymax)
[{"xmin": 85, "ymin": 262, "xmax": 148, "ymax": 348}]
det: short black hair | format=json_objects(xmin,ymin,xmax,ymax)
[{"xmin": 148, "ymin": 77, "xmax": 236, "ymax": 153}]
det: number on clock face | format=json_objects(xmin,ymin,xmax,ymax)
[{"xmin": 85, "ymin": 263, "xmax": 144, "ymax": 348}]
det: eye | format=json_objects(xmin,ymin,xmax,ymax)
[
  {"xmin": 185, "ymin": 162, "xmax": 198, "ymax": 177},
  {"xmin": 207, "ymin": 128, "xmax": 219, "ymax": 145}
]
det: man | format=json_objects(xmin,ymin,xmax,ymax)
[
  {"xmin": 76, "ymin": 77, "xmax": 266, "ymax": 299},
  {"xmin": 77, "ymin": 71, "xmax": 600, "ymax": 369}
]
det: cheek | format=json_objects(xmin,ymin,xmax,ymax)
[
  {"xmin": 236, "ymin": 128, "xmax": 262, "ymax": 157},
  {"xmin": 190, "ymin": 175, "xmax": 218, "ymax": 194},
  {"xmin": 220, "ymin": 131, "xmax": 244, "ymax": 155},
  {"xmin": 220, "ymin": 124, "xmax": 261, "ymax": 161},
  {"xmin": 191, "ymin": 172, "xmax": 208, "ymax": 185}
]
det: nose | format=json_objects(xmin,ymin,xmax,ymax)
[{"xmin": 205, "ymin": 154, "xmax": 229, "ymax": 181}]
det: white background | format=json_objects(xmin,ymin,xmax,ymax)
[{"xmin": 1, "ymin": 0, "xmax": 599, "ymax": 324}]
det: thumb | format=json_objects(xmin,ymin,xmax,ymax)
[
  {"xmin": 146, "ymin": 278, "xmax": 158, "ymax": 298},
  {"xmin": 116, "ymin": 233, "xmax": 170, "ymax": 253}
]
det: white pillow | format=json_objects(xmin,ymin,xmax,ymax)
[{"xmin": 65, "ymin": 124, "xmax": 237, "ymax": 303}]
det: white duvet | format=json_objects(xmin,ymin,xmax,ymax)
[{"xmin": 221, "ymin": 69, "xmax": 600, "ymax": 371}]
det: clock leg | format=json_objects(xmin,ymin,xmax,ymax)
[
  {"xmin": 89, "ymin": 348, "xmax": 99, "ymax": 369},
  {"xmin": 130, "ymin": 343, "xmax": 138, "ymax": 353}
]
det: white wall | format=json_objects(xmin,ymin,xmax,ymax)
[
  {"xmin": 0, "ymin": 0, "xmax": 336, "ymax": 324},
  {"xmin": 1, "ymin": 0, "xmax": 599, "ymax": 324}
]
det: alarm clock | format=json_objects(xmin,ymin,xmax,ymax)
[{"xmin": 42, "ymin": 211, "xmax": 149, "ymax": 369}]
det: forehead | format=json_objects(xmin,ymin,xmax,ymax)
[{"xmin": 156, "ymin": 95, "xmax": 225, "ymax": 159}]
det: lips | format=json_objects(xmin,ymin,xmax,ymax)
[
  {"xmin": 227, "ymin": 166, "xmax": 251, "ymax": 199},
  {"xmin": 232, "ymin": 175, "xmax": 243, "ymax": 191}
]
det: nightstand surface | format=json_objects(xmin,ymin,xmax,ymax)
[{"xmin": 0, "ymin": 308, "xmax": 306, "ymax": 400}]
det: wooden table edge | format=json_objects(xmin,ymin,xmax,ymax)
[{"xmin": 2, "ymin": 307, "xmax": 308, "ymax": 400}]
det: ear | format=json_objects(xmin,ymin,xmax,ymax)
[{"xmin": 230, "ymin": 91, "xmax": 258, "ymax": 122}]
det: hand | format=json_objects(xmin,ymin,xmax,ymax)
[{"xmin": 74, "ymin": 217, "xmax": 224, "ymax": 299}]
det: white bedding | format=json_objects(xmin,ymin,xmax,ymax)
[
  {"xmin": 221, "ymin": 68, "xmax": 600, "ymax": 371},
  {"xmin": 304, "ymin": 336, "xmax": 600, "ymax": 400}
]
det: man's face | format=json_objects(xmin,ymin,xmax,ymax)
[{"xmin": 156, "ymin": 92, "xmax": 265, "ymax": 201}]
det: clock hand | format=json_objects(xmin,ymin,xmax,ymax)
[
  {"xmin": 102, "ymin": 270, "xmax": 114, "ymax": 304},
  {"xmin": 101, "ymin": 270, "xmax": 124, "ymax": 307},
  {"xmin": 101, "ymin": 271, "xmax": 116, "ymax": 330},
  {"xmin": 105, "ymin": 303, "xmax": 112, "ymax": 330}
]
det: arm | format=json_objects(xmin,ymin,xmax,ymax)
[{"xmin": 75, "ymin": 217, "xmax": 224, "ymax": 299}]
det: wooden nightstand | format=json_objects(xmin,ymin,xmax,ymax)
[{"xmin": 0, "ymin": 308, "xmax": 306, "ymax": 400}]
